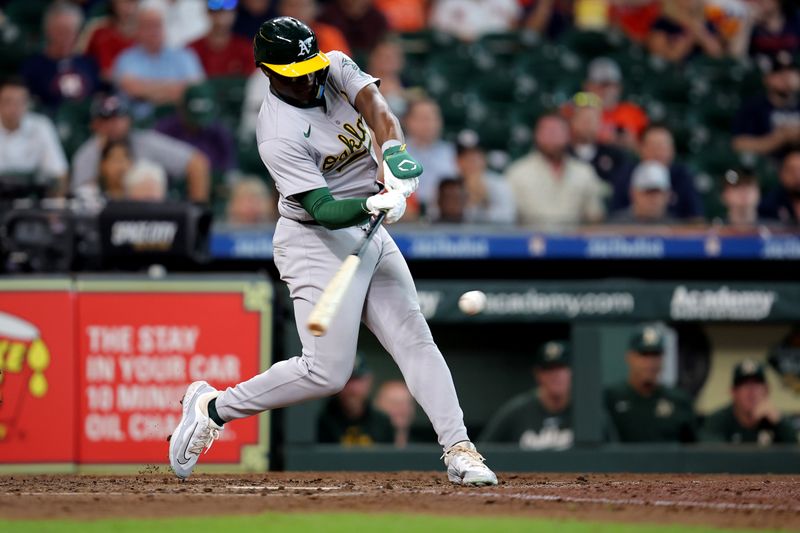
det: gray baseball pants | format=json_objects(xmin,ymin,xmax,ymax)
[{"xmin": 214, "ymin": 217, "xmax": 469, "ymax": 449}]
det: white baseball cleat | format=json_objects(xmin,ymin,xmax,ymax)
[
  {"xmin": 168, "ymin": 381, "xmax": 223, "ymax": 479},
  {"xmin": 442, "ymin": 441, "xmax": 498, "ymax": 486}
]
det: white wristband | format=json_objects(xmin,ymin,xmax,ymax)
[{"xmin": 381, "ymin": 139, "xmax": 402, "ymax": 154}]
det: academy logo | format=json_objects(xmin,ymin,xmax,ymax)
[
  {"xmin": 670, "ymin": 286, "xmax": 777, "ymax": 321},
  {"xmin": 298, "ymin": 37, "xmax": 313, "ymax": 55}
]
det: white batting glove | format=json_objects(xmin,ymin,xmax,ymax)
[{"xmin": 366, "ymin": 189, "xmax": 406, "ymax": 224}]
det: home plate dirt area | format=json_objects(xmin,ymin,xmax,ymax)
[{"xmin": 1, "ymin": 473, "xmax": 799, "ymax": 530}]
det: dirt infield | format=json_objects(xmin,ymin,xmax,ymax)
[{"xmin": 1, "ymin": 472, "xmax": 799, "ymax": 530}]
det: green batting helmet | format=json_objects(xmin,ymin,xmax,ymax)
[{"xmin": 253, "ymin": 16, "xmax": 330, "ymax": 77}]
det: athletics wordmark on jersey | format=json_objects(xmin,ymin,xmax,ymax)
[{"xmin": 321, "ymin": 116, "xmax": 371, "ymax": 173}]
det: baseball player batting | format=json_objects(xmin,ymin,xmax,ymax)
[{"xmin": 169, "ymin": 16, "xmax": 497, "ymax": 486}]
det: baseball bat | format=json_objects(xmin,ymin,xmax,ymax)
[{"xmin": 307, "ymin": 212, "xmax": 386, "ymax": 337}]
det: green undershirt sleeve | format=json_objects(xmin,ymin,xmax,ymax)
[{"xmin": 295, "ymin": 187, "xmax": 370, "ymax": 230}]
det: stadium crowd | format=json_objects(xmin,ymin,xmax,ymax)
[{"xmin": 1, "ymin": 0, "xmax": 799, "ymax": 228}]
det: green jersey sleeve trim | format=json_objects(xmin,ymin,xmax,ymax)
[{"xmin": 295, "ymin": 187, "xmax": 370, "ymax": 230}]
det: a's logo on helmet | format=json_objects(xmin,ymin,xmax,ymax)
[{"xmin": 298, "ymin": 37, "xmax": 313, "ymax": 56}]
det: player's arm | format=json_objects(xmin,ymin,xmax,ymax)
[
  {"xmin": 295, "ymin": 187, "xmax": 406, "ymax": 229},
  {"xmin": 354, "ymin": 84, "xmax": 422, "ymax": 198}
]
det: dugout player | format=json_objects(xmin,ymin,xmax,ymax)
[
  {"xmin": 169, "ymin": 17, "xmax": 497, "ymax": 486},
  {"xmin": 701, "ymin": 360, "xmax": 798, "ymax": 445},
  {"xmin": 605, "ymin": 326, "xmax": 698, "ymax": 443},
  {"xmin": 479, "ymin": 341, "xmax": 574, "ymax": 450}
]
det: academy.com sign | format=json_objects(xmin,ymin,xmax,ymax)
[
  {"xmin": 484, "ymin": 290, "xmax": 635, "ymax": 318},
  {"xmin": 670, "ymin": 286, "xmax": 777, "ymax": 321}
]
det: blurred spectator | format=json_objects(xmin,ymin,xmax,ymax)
[
  {"xmin": 455, "ymin": 131, "xmax": 516, "ymax": 225},
  {"xmin": 374, "ymin": 0, "xmax": 427, "ymax": 32},
  {"xmin": 748, "ymin": 0, "xmax": 800, "ymax": 57},
  {"xmin": 226, "ymin": 178, "xmax": 277, "ymax": 225},
  {"xmin": 21, "ymin": 1, "xmax": 100, "ymax": 112},
  {"xmin": 72, "ymin": 94, "xmax": 210, "ymax": 201},
  {"xmin": 366, "ymin": 38, "xmax": 406, "ymax": 115},
  {"xmin": 604, "ymin": 326, "xmax": 697, "ymax": 443},
  {"xmin": 317, "ymin": 355, "xmax": 394, "ymax": 446},
  {"xmin": 434, "ymin": 177, "xmax": 467, "ymax": 223},
  {"xmin": 567, "ymin": 92, "xmax": 635, "ymax": 192},
  {"xmin": 732, "ymin": 51, "xmax": 800, "ymax": 160},
  {"xmin": 232, "ymin": 0, "xmax": 277, "ymax": 40},
  {"xmin": 505, "ymin": 114, "xmax": 606, "ymax": 226},
  {"xmin": 647, "ymin": 0, "xmax": 724, "ymax": 63},
  {"xmin": 582, "ymin": 57, "xmax": 649, "ymax": 151},
  {"xmin": 720, "ymin": 168, "xmax": 762, "ymax": 227},
  {"xmin": 609, "ymin": 1, "xmax": 662, "ymax": 43},
  {"xmin": 701, "ymin": 360, "xmax": 798, "ymax": 445},
  {"xmin": 0, "ymin": 78, "xmax": 67, "ymax": 195},
  {"xmin": 612, "ymin": 125, "xmax": 703, "ymax": 220},
  {"xmin": 124, "ymin": 159, "xmax": 168, "ymax": 201},
  {"xmin": 403, "ymin": 97, "xmax": 458, "ymax": 210},
  {"xmin": 279, "ymin": 0, "xmax": 352, "ymax": 55},
  {"xmin": 521, "ymin": 0, "xmax": 575, "ymax": 40},
  {"xmin": 430, "ymin": 0, "xmax": 520, "ymax": 42},
  {"xmin": 112, "ymin": 0, "xmax": 205, "ymax": 120},
  {"xmin": 161, "ymin": 0, "xmax": 210, "ymax": 48},
  {"xmin": 480, "ymin": 341, "xmax": 573, "ymax": 450},
  {"xmin": 97, "ymin": 140, "xmax": 134, "ymax": 199},
  {"xmin": 374, "ymin": 380, "xmax": 416, "ymax": 448},
  {"xmin": 759, "ymin": 149, "xmax": 800, "ymax": 224},
  {"xmin": 78, "ymin": 0, "xmax": 138, "ymax": 79},
  {"xmin": 321, "ymin": 0, "xmax": 389, "ymax": 58},
  {"xmin": 610, "ymin": 161, "xmax": 674, "ymax": 224},
  {"xmin": 189, "ymin": 0, "xmax": 255, "ymax": 78},
  {"xmin": 155, "ymin": 83, "xmax": 236, "ymax": 175},
  {"xmin": 705, "ymin": 0, "xmax": 752, "ymax": 57}
]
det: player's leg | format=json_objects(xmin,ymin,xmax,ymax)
[{"xmin": 361, "ymin": 229, "xmax": 497, "ymax": 485}]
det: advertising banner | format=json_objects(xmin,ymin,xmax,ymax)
[
  {"xmin": 75, "ymin": 277, "xmax": 272, "ymax": 469},
  {"xmin": 0, "ymin": 280, "xmax": 77, "ymax": 464}
]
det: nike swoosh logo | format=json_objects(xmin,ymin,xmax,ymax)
[
  {"xmin": 176, "ymin": 423, "xmax": 197, "ymax": 465},
  {"xmin": 303, "ymin": 125, "xmax": 311, "ymax": 138}
]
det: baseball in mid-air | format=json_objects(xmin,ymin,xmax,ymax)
[{"xmin": 458, "ymin": 290, "xmax": 487, "ymax": 315}]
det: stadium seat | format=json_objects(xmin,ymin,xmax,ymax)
[
  {"xmin": 207, "ymin": 77, "xmax": 248, "ymax": 130},
  {"xmin": 562, "ymin": 29, "xmax": 628, "ymax": 61},
  {"xmin": 54, "ymin": 100, "xmax": 92, "ymax": 159}
]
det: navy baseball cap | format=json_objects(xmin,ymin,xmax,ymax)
[
  {"xmin": 732, "ymin": 359, "xmax": 767, "ymax": 388},
  {"xmin": 629, "ymin": 326, "xmax": 664, "ymax": 355},
  {"xmin": 208, "ymin": 0, "xmax": 237, "ymax": 10}
]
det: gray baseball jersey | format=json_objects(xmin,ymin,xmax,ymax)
[{"xmin": 256, "ymin": 51, "xmax": 382, "ymax": 221}]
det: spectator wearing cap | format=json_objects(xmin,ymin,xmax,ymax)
[
  {"xmin": 112, "ymin": 0, "xmax": 205, "ymax": 120},
  {"xmin": 610, "ymin": 161, "xmax": 675, "ymax": 224},
  {"xmin": 582, "ymin": 57, "xmax": 649, "ymax": 152},
  {"xmin": 226, "ymin": 178, "xmax": 277, "ymax": 225},
  {"xmin": 320, "ymin": 0, "xmax": 390, "ymax": 58},
  {"xmin": 480, "ymin": 341, "xmax": 573, "ymax": 450},
  {"xmin": 720, "ymin": 168, "xmax": 762, "ymax": 227},
  {"xmin": 189, "ymin": 0, "xmax": 255, "ymax": 78},
  {"xmin": 77, "ymin": 0, "xmax": 138, "ymax": 79},
  {"xmin": 71, "ymin": 94, "xmax": 210, "ymax": 201},
  {"xmin": 612, "ymin": 125, "xmax": 703, "ymax": 220},
  {"xmin": 732, "ymin": 50, "xmax": 800, "ymax": 160},
  {"xmin": 701, "ymin": 360, "xmax": 798, "ymax": 445},
  {"xmin": 567, "ymin": 91, "xmax": 636, "ymax": 194},
  {"xmin": 124, "ymin": 159, "xmax": 168, "ymax": 201},
  {"xmin": 279, "ymin": 0, "xmax": 352, "ymax": 56},
  {"xmin": 604, "ymin": 326, "xmax": 697, "ymax": 443},
  {"xmin": 748, "ymin": 0, "xmax": 800, "ymax": 57},
  {"xmin": 317, "ymin": 355, "xmax": 394, "ymax": 446},
  {"xmin": 155, "ymin": 83, "xmax": 236, "ymax": 176},
  {"xmin": 506, "ymin": 114, "xmax": 606, "ymax": 226},
  {"xmin": 647, "ymin": 0, "xmax": 724, "ymax": 63},
  {"xmin": 430, "ymin": 0, "xmax": 520, "ymax": 42},
  {"xmin": 232, "ymin": 0, "xmax": 277, "ymax": 40},
  {"xmin": 403, "ymin": 97, "xmax": 459, "ymax": 211},
  {"xmin": 21, "ymin": 1, "xmax": 100, "ymax": 113},
  {"xmin": 455, "ymin": 131, "xmax": 516, "ymax": 225},
  {"xmin": 0, "ymin": 78, "xmax": 68, "ymax": 195},
  {"xmin": 759, "ymin": 149, "xmax": 800, "ymax": 224}
]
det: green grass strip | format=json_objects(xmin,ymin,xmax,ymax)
[{"xmin": 0, "ymin": 512, "xmax": 786, "ymax": 533}]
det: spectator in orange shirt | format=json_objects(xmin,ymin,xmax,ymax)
[
  {"xmin": 278, "ymin": 0, "xmax": 352, "ymax": 56},
  {"xmin": 609, "ymin": 1, "xmax": 661, "ymax": 43},
  {"xmin": 374, "ymin": 0, "xmax": 427, "ymax": 32},
  {"xmin": 583, "ymin": 57, "xmax": 648, "ymax": 152},
  {"xmin": 189, "ymin": 0, "xmax": 256, "ymax": 78},
  {"xmin": 78, "ymin": 0, "xmax": 138, "ymax": 79}
]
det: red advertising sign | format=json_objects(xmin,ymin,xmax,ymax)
[
  {"xmin": 77, "ymin": 289, "xmax": 268, "ymax": 464},
  {"xmin": 0, "ymin": 288, "xmax": 77, "ymax": 463}
]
